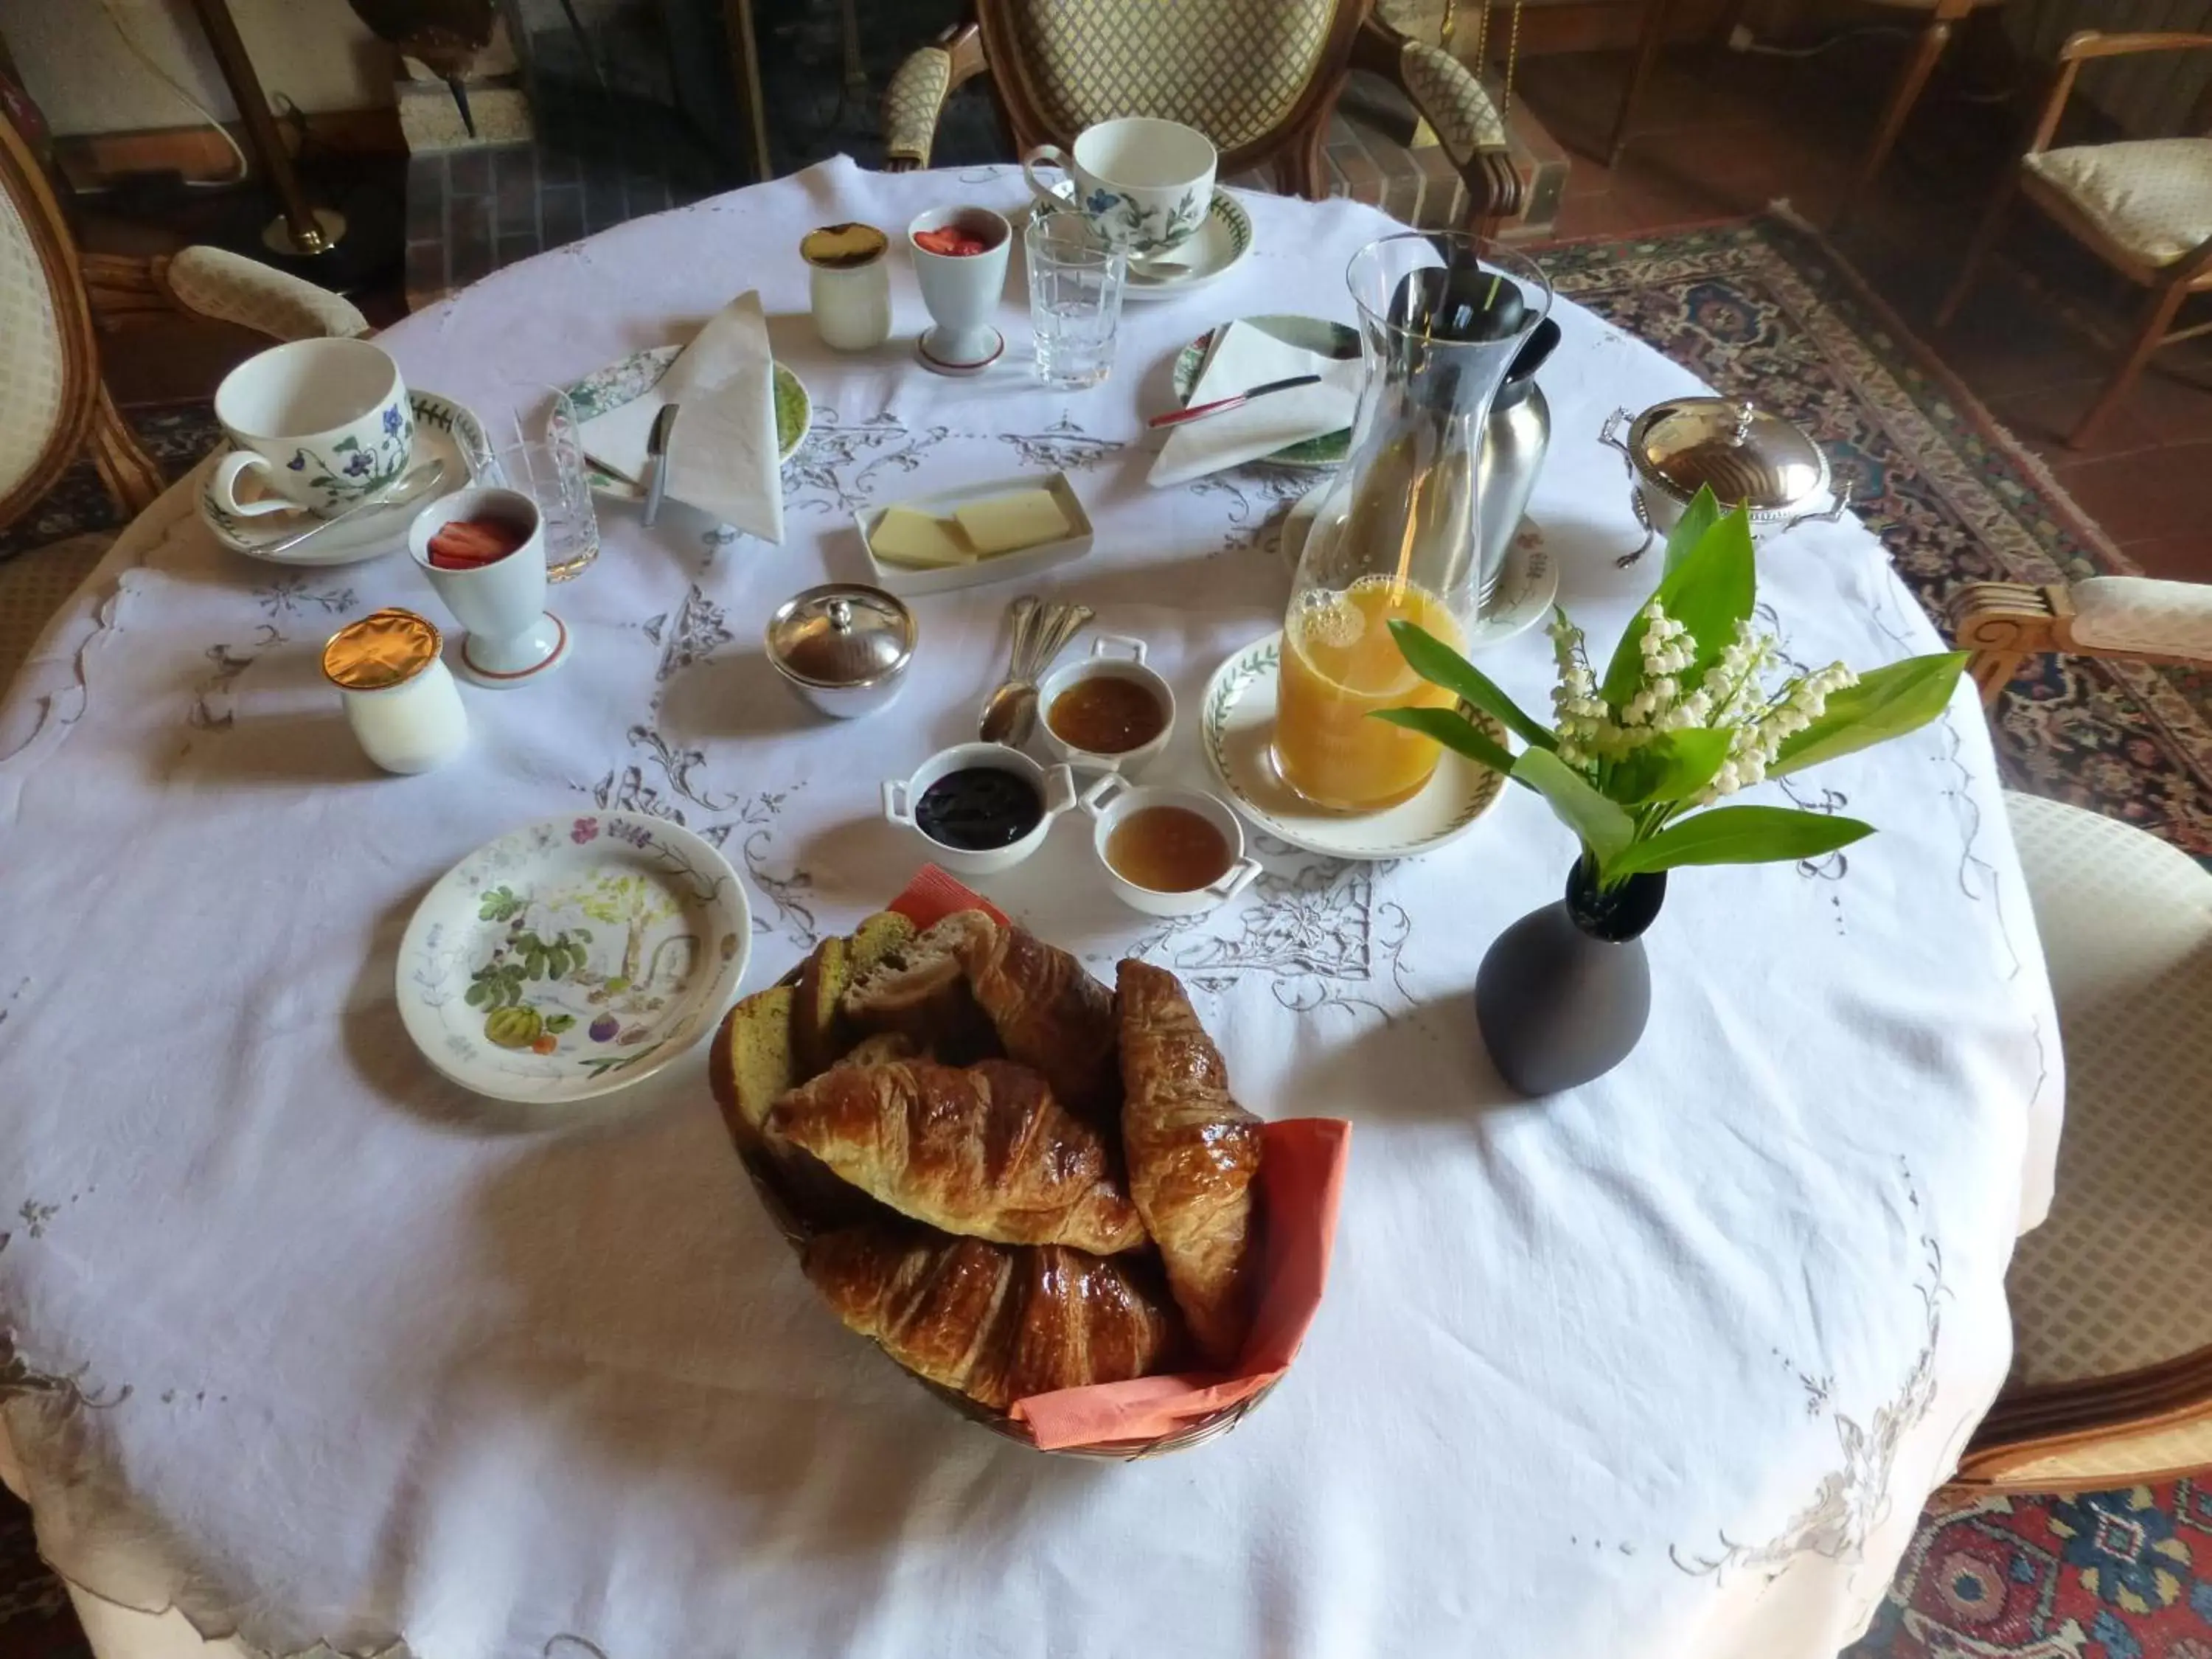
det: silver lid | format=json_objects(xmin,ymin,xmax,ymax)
[
  {"xmin": 1626, "ymin": 397, "xmax": 1827, "ymax": 512},
  {"xmin": 765, "ymin": 583, "xmax": 915, "ymax": 688}
]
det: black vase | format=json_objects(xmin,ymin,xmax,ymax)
[{"xmin": 1475, "ymin": 860, "xmax": 1667, "ymax": 1096}]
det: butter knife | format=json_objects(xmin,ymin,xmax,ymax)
[{"xmin": 642, "ymin": 403, "xmax": 680, "ymax": 527}]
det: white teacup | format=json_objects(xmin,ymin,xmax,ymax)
[
  {"xmin": 1022, "ymin": 118, "xmax": 1217, "ymax": 260},
  {"xmin": 407, "ymin": 486, "xmax": 570, "ymax": 688},
  {"xmin": 209, "ymin": 338, "xmax": 414, "ymax": 520}
]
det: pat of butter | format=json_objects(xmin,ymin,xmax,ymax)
[
  {"xmin": 953, "ymin": 488, "xmax": 1073, "ymax": 556},
  {"xmin": 872, "ymin": 506, "xmax": 976, "ymax": 568}
]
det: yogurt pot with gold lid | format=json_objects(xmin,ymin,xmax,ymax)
[
  {"xmin": 801, "ymin": 223, "xmax": 892, "ymax": 352},
  {"xmin": 324, "ymin": 607, "xmax": 468, "ymax": 773}
]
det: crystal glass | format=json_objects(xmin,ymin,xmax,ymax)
[
  {"xmin": 1025, "ymin": 215, "xmax": 1127, "ymax": 390},
  {"xmin": 1274, "ymin": 234, "xmax": 1552, "ymax": 813},
  {"xmin": 462, "ymin": 391, "xmax": 600, "ymax": 582}
]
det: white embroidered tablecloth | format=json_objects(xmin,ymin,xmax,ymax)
[{"xmin": 0, "ymin": 159, "xmax": 2060, "ymax": 1659}]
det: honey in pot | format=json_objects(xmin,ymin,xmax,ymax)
[
  {"xmin": 1048, "ymin": 675, "xmax": 1166, "ymax": 757},
  {"xmin": 1106, "ymin": 807, "xmax": 1231, "ymax": 893}
]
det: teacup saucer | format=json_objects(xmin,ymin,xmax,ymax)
[
  {"xmin": 1199, "ymin": 633, "xmax": 1508, "ymax": 862},
  {"xmin": 195, "ymin": 390, "xmax": 487, "ymax": 567},
  {"xmin": 1020, "ymin": 186, "xmax": 1252, "ymax": 303},
  {"xmin": 1277, "ymin": 484, "xmax": 1559, "ymax": 651}
]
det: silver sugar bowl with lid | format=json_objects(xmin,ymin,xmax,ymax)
[
  {"xmin": 1601, "ymin": 397, "xmax": 1849, "ymax": 556},
  {"xmin": 765, "ymin": 583, "xmax": 915, "ymax": 718}
]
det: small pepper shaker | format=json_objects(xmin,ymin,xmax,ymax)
[
  {"xmin": 324, "ymin": 608, "xmax": 468, "ymax": 774},
  {"xmin": 801, "ymin": 223, "xmax": 892, "ymax": 352}
]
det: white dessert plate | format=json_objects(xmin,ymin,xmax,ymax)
[
  {"xmin": 855, "ymin": 470, "xmax": 1093, "ymax": 597},
  {"xmin": 1278, "ymin": 484, "xmax": 1559, "ymax": 650},
  {"xmin": 396, "ymin": 811, "xmax": 752, "ymax": 1105},
  {"xmin": 1200, "ymin": 633, "xmax": 1508, "ymax": 861},
  {"xmin": 562, "ymin": 346, "xmax": 812, "ymax": 500},
  {"xmin": 1171, "ymin": 316, "xmax": 1360, "ymax": 465},
  {"xmin": 196, "ymin": 390, "xmax": 485, "ymax": 567}
]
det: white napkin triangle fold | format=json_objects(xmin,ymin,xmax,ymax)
[{"xmin": 1147, "ymin": 320, "xmax": 1362, "ymax": 489}]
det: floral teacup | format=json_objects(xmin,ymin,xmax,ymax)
[
  {"xmin": 209, "ymin": 338, "xmax": 414, "ymax": 520},
  {"xmin": 1021, "ymin": 117, "xmax": 1216, "ymax": 260}
]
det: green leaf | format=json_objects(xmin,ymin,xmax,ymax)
[
  {"xmin": 1387, "ymin": 622, "xmax": 1554, "ymax": 751},
  {"xmin": 1515, "ymin": 748, "xmax": 1635, "ymax": 863},
  {"xmin": 544, "ymin": 1013, "xmax": 575, "ymax": 1034},
  {"xmin": 1661, "ymin": 484, "xmax": 1722, "ymax": 578},
  {"xmin": 1601, "ymin": 508, "xmax": 1758, "ymax": 706},
  {"xmin": 1368, "ymin": 707, "xmax": 1515, "ymax": 776},
  {"xmin": 464, "ymin": 981, "xmax": 489, "ymax": 1008},
  {"xmin": 572, "ymin": 928, "xmax": 592, "ymax": 943},
  {"xmin": 333, "ymin": 436, "xmax": 360, "ymax": 451},
  {"xmin": 605, "ymin": 975, "xmax": 630, "ymax": 994},
  {"xmin": 1602, "ymin": 728, "xmax": 1733, "ymax": 807},
  {"xmin": 1770, "ymin": 652, "xmax": 1970, "ymax": 778},
  {"xmin": 1603, "ymin": 804, "xmax": 1874, "ymax": 880}
]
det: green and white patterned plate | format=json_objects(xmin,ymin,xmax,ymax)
[
  {"xmin": 561, "ymin": 347, "xmax": 811, "ymax": 501},
  {"xmin": 1020, "ymin": 185, "xmax": 1253, "ymax": 302},
  {"xmin": 396, "ymin": 810, "xmax": 752, "ymax": 1105},
  {"xmin": 1200, "ymin": 632, "xmax": 1507, "ymax": 861},
  {"xmin": 1172, "ymin": 315, "xmax": 1360, "ymax": 467}
]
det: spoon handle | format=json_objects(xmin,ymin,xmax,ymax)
[
  {"xmin": 1028, "ymin": 602, "xmax": 1093, "ymax": 678},
  {"xmin": 1004, "ymin": 594, "xmax": 1044, "ymax": 680},
  {"xmin": 260, "ymin": 459, "xmax": 448, "ymax": 556}
]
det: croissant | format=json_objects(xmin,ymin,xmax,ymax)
[
  {"xmin": 769, "ymin": 1059, "xmax": 1145, "ymax": 1253},
  {"xmin": 1116, "ymin": 959, "xmax": 1263, "ymax": 1367},
  {"xmin": 846, "ymin": 911, "xmax": 1119, "ymax": 1124},
  {"xmin": 806, "ymin": 1225, "xmax": 1180, "ymax": 1409}
]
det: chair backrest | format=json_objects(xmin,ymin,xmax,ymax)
[
  {"xmin": 976, "ymin": 0, "xmax": 1366, "ymax": 167},
  {"xmin": 0, "ymin": 108, "xmax": 100, "ymax": 537}
]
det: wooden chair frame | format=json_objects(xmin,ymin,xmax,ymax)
[
  {"xmin": 1950, "ymin": 580, "xmax": 2212, "ymax": 703},
  {"xmin": 885, "ymin": 1, "xmax": 1523, "ymax": 229},
  {"xmin": 0, "ymin": 108, "xmax": 164, "ymax": 533},
  {"xmin": 1938, "ymin": 29, "xmax": 2212, "ymax": 451}
]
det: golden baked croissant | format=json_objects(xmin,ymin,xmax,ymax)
[
  {"xmin": 805, "ymin": 1225, "xmax": 1181, "ymax": 1409},
  {"xmin": 769, "ymin": 1059, "xmax": 1145, "ymax": 1253},
  {"xmin": 844, "ymin": 911, "xmax": 1119, "ymax": 1123},
  {"xmin": 1116, "ymin": 959, "xmax": 1263, "ymax": 1367}
]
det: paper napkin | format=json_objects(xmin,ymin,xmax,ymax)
[
  {"xmin": 1147, "ymin": 319, "xmax": 1363, "ymax": 489},
  {"xmin": 577, "ymin": 290, "xmax": 785, "ymax": 543}
]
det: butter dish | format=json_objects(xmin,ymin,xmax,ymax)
[{"xmin": 855, "ymin": 470, "xmax": 1093, "ymax": 596}]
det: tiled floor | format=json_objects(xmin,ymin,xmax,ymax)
[{"xmin": 81, "ymin": 28, "xmax": 2212, "ymax": 577}]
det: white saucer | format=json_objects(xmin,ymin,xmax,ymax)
[
  {"xmin": 1200, "ymin": 633, "xmax": 1509, "ymax": 862},
  {"xmin": 394, "ymin": 810, "xmax": 751, "ymax": 1105},
  {"xmin": 196, "ymin": 390, "xmax": 486, "ymax": 566},
  {"xmin": 1278, "ymin": 485, "xmax": 1559, "ymax": 651},
  {"xmin": 1021, "ymin": 186, "xmax": 1252, "ymax": 303}
]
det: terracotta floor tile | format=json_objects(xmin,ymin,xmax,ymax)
[
  {"xmin": 1981, "ymin": 376, "xmax": 2164, "ymax": 467},
  {"xmin": 2048, "ymin": 442, "xmax": 2212, "ymax": 546},
  {"xmin": 2114, "ymin": 533, "xmax": 2212, "ymax": 583}
]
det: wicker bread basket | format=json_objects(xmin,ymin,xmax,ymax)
[{"xmin": 711, "ymin": 965, "xmax": 1277, "ymax": 1460}]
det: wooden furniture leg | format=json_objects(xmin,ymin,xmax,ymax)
[
  {"xmin": 1835, "ymin": 0, "xmax": 1974, "ymax": 231},
  {"xmin": 721, "ymin": 0, "xmax": 773, "ymax": 181},
  {"xmin": 2072, "ymin": 277, "xmax": 2190, "ymax": 448},
  {"xmin": 1608, "ymin": 0, "xmax": 1674, "ymax": 165},
  {"xmin": 1935, "ymin": 168, "xmax": 2017, "ymax": 327}
]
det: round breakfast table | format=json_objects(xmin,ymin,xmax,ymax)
[{"xmin": 0, "ymin": 159, "xmax": 2059, "ymax": 1659}]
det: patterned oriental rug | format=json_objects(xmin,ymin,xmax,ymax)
[{"xmin": 0, "ymin": 220, "xmax": 2202, "ymax": 1657}]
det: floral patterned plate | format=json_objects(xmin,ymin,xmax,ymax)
[
  {"xmin": 1171, "ymin": 316, "xmax": 1360, "ymax": 467},
  {"xmin": 396, "ymin": 811, "xmax": 752, "ymax": 1105},
  {"xmin": 1200, "ymin": 633, "xmax": 1508, "ymax": 861},
  {"xmin": 195, "ymin": 390, "xmax": 487, "ymax": 567},
  {"xmin": 561, "ymin": 348, "xmax": 811, "ymax": 501}
]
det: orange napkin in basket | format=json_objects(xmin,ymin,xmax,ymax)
[{"xmin": 881, "ymin": 866, "xmax": 1352, "ymax": 1452}]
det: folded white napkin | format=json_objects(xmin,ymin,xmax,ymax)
[
  {"xmin": 577, "ymin": 290, "xmax": 785, "ymax": 543},
  {"xmin": 1147, "ymin": 320, "xmax": 1363, "ymax": 489}
]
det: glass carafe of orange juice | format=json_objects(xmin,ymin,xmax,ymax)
[{"xmin": 1275, "ymin": 234, "xmax": 1551, "ymax": 812}]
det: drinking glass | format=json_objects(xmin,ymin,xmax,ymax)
[
  {"xmin": 1025, "ymin": 215, "xmax": 1127, "ymax": 390},
  {"xmin": 462, "ymin": 390, "xmax": 601, "ymax": 582}
]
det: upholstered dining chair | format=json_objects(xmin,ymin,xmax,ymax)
[
  {"xmin": 1938, "ymin": 29, "xmax": 2212, "ymax": 451},
  {"xmin": 1946, "ymin": 787, "xmax": 2212, "ymax": 1490},
  {"xmin": 878, "ymin": 0, "xmax": 1523, "ymax": 229},
  {"xmin": 0, "ymin": 106, "xmax": 368, "ymax": 698},
  {"xmin": 1945, "ymin": 582, "xmax": 2212, "ymax": 1488},
  {"xmin": 1608, "ymin": 0, "xmax": 2002, "ymax": 221}
]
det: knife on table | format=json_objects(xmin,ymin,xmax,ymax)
[
  {"xmin": 1146, "ymin": 374, "xmax": 1324, "ymax": 430},
  {"xmin": 642, "ymin": 403, "xmax": 680, "ymax": 526}
]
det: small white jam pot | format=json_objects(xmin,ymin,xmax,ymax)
[
  {"xmin": 1037, "ymin": 635, "xmax": 1176, "ymax": 776},
  {"xmin": 1079, "ymin": 775, "xmax": 1260, "ymax": 918},
  {"xmin": 801, "ymin": 223, "xmax": 893, "ymax": 352},
  {"xmin": 883, "ymin": 742, "xmax": 1077, "ymax": 878}
]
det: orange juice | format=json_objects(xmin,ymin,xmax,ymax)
[{"xmin": 1273, "ymin": 576, "xmax": 1466, "ymax": 810}]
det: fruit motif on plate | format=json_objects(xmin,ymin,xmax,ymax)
[{"xmin": 461, "ymin": 844, "xmax": 737, "ymax": 1077}]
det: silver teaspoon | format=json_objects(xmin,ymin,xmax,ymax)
[{"xmin": 259, "ymin": 458, "xmax": 448, "ymax": 557}]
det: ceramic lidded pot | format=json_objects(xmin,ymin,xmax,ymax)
[{"xmin": 1601, "ymin": 397, "xmax": 1846, "ymax": 540}]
